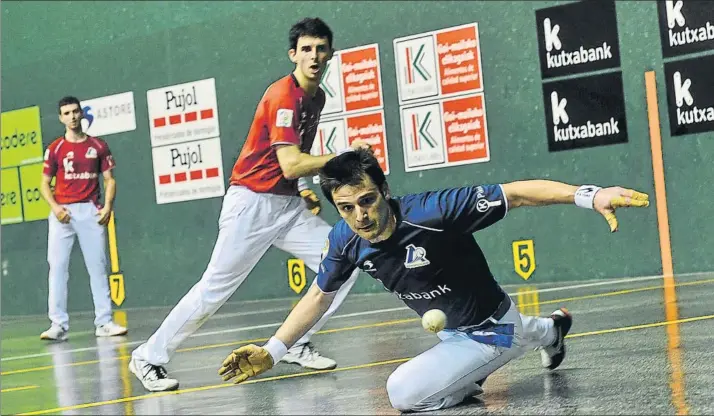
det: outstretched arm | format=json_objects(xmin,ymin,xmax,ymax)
[
  {"xmin": 501, "ymin": 180, "xmax": 578, "ymax": 208},
  {"xmin": 273, "ymin": 284, "xmax": 335, "ymax": 350},
  {"xmin": 218, "ymin": 284, "xmax": 335, "ymax": 384},
  {"xmin": 502, "ymin": 180, "xmax": 649, "ymax": 232}
]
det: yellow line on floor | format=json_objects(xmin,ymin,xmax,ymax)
[
  {"xmin": 16, "ymin": 312, "xmax": 714, "ymax": 415},
  {"xmin": 0, "ymin": 319, "xmax": 416, "ymax": 376},
  {"xmin": 567, "ymin": 314, "xmax": 714, "ymax": 338},
  {"xmin": 17, "ymin": 358, "xmax": 410, "ymax": 415},
  {"xmin": 5, "ymin": 277, "xmax": 714, "ymax": 377},
  {"xmin": 518, "ymin": 278, "xmax": 714, "ymax": 308},
  {"xmin": 1, "ymin": 385, "xmax": 39, "ymax": 393}
]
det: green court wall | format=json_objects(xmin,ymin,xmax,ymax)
[{"xmin": 1, "ymin": 1, "xmax": 711, "ymax": 317}]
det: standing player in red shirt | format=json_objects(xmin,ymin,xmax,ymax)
[
  {"xmin": 129, "ymin": 17, "xmax": 370, "ymax": 392},
  {"xmin": 39, "ymin": 96, "xmax": 128, "ymax": 341}
]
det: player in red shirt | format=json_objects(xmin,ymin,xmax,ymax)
[
  {"xmin": 39, "ymin": 96, "xmax": 128, "ymax": 341},
  {"xmin": 130, "ymin": 17, "xmax": 370, "ymax": 392}
]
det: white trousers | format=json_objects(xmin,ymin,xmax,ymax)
[
  {"xmin": 133, "ymin": 185, "xmax": 360, "ymax": 365},
  {"xmin": 386, "ymin": 298, "xmax": 555, "ymax": 412},
  {"xmin": 47, "ymin": 201, "xmax": 112, "ymax": 330}
]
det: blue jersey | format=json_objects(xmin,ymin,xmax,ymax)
[{"xmin": 317, "ymin": 184, "xmax": 509, "ymax": 328}]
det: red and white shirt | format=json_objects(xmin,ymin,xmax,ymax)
[
  {"xmin": 229, "ymin": 73, "xmax": 325, "ymax": 196},
  {"xmin": 43, "ymin": 135, "xmax": 115, "ymax": 205}
]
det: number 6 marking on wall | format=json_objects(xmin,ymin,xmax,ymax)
[
  {"xmin": 288, "ymin": 259, "xmax": 306, "ymax": 294},
  {"xmin": 512, "ymin": 239, "xmax": 536, "ymax": 280}
]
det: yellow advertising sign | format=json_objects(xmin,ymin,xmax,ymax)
[
  {"xmin": 288, "ymin": 259, "xmax": 307, "ymax": 294},
  {"xmin": 512, "ymin": 239, "xmax": 536, "ymax": 280},
  {"xmin": 19, "ymin": 163, "xmax": 51, "ymax": 222},
  {"xmin": 1, "ymin": 106, "xmax": 44, "ymax": 169},
  {"xmin": 1, "ymin": 168, "xmax": 23, "ymax": 224}
]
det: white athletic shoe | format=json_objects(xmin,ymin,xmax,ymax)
[
  {"xmin": 540, "ymin": 308, "xmax": 573, "ymax": 370},
  {"xmin": 280, "ymin": 342, "xmax": 337, "ymax": 370},
  {"xmin": 40, "ymin": 326, "xmax": 68, "ymax": 341},
  {"xmin": 95, "ymin": 322, "xmax": 128, "ymax": 337},
  {"xmin": 129, "ymin": 356, "xmax": 179, "ymax": 392}
]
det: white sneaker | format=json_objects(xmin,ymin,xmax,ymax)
[
  {"xmin": 95, "ymin": 322, "xmax": 128, "ymax": 337},
  {"xmin": 540, "ymin": 308, "xmax": 573, "ymax": 370},
  {"xmin": 128, "ymin": 356, "xmax": 179, "ymax": 392},
  {"xmin": 40, "ymin": 326, "xmax": 68, "ymax": 341},
  {"xmin": 279, "ymin": 342, "xmax": 337, "ymax": 370}
]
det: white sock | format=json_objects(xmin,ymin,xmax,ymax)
[{"xmin": 545, "ymin": 319, "xmax": 557, "ymax": 346}]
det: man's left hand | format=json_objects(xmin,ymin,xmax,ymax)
[
  {"xmin": 97, "ymin": 206, "xmax": 112, "ymax": 226},
  {"xmin": 300, "ymin": 189, "xmax": 321, "ymax": 215},
  {"xmin": 593, "ymin": 187, "xmax": 649, "ymax": 233}
]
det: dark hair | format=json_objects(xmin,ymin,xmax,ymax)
[
  {"xmin": 289, "ymin": 17, "xmax": 333, "ymax": 50},
  {"xmin": 319, "ymin": 148, "xmax": 387, "ymax": 207},
  {"xmin": 58, "ymin": 96, "xmax": 81, "ymax": 114}
]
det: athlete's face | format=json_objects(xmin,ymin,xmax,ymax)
[
  {"xmin": 289, "ymin": 36, "xmax": 333, "ymax": 82},
  {"xmin": 332, "ymin": 174, "xmax": 393, "ymax": 242},
  {"xmin": 59, "ymin": 103, "xmax": 83, "ymax": 131}
]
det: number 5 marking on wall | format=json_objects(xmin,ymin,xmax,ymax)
[
  {"xmin": 288, "ymin": 259, "xmax": 306, "ymax": 294},
  {"xmin": 107, "ymin": 212, "xmax": 125, "ymax": 306},
  {"xmin": 512, "ymin": 239, "xmax": 536, "ymax": 281}
]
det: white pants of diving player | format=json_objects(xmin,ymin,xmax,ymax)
[
  {"xmin": 47, "ymin": 201, "xmax": 112, "ymax": 330},
  {"xmin": 386, "ymin": 298, "xmax": 556, "ymax": 412},
  {"xmin": 132, "ymin": 185, "xmax": 360, "ymax": 365}
]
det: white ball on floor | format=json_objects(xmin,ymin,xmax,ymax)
[{"xmin": 421, "ymin": 309, "xmax": 447, "ymax": 333}]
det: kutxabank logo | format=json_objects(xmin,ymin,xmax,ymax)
[{"xmin": 543, "ymin": 72, "xmax": 628, "ymax": 152}]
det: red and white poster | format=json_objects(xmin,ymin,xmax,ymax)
[
  {"xmin": 346, "ymin": 111, "xmax": 389, "ymax": 174},
  {"xmin": 310, "ymin": 110, "xmax": 390, "ymax": 182},
  {"xmin": 151, "ymin": 137, "xmax": 226, "ymax": 204},
  {"xmin": 393, "ymin": 23, "xmax": 484, "ymax": 106},
  {"xmin": 394, "ymin": 23, "xmax": 490, "ymax": 172},
  {"xmin": 147, "ymin": 77, "xmax": 226, "ymax": 204},
  {"xmin": 400, "ymin": 93, "xmax": 489, "ymax": 172},
  {"xmin": 321, "ymin": 43, "xmax": 384, "ymax": 117},
  {"xmin": 316, "ymin": 43, "xmax": 391, "ymax": 178},
  {"xmin": 147, "ymin": 78, "xmax": 220, "ymax": 148}
]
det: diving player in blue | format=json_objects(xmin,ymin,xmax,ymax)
[{"xmin": 218, "ymin": 148, "xmax": 650, "ymax": 412}]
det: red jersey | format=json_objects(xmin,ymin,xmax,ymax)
[
  {"xmin": 43, "ymin": 135, "xmax": 115, "ymax": 205},
  {"xmin": 230, "ymin": 74, "xmax": 326, "ymax": 196}
]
